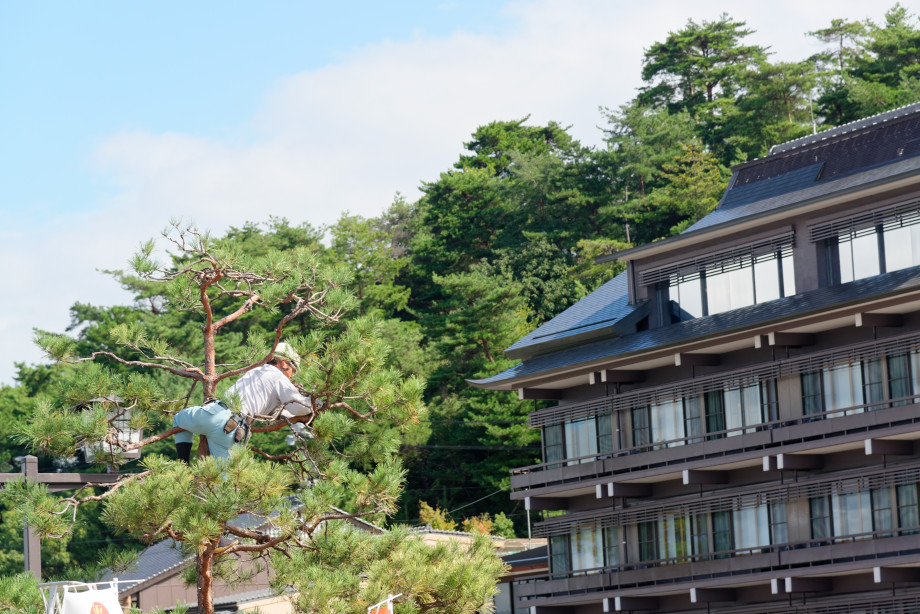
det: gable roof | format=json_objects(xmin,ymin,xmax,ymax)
[{"xmin": 504, "ymin": 272, "xmax": 647, "ymax": 360}]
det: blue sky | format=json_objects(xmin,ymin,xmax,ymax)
[{"xmin": 0, "ymin": 0, "xmax": 900, "ymax": 384}]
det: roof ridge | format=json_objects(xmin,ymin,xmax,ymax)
[{"xmin": 766, "ymin": 100, "xmax": 920, "ymax": 156}]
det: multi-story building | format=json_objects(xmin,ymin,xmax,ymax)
[{"xmin": 472, "ymin": 102, "xmax": 920, "ymax": 614}]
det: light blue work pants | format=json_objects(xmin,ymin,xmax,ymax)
[{"xmin": 172, "ymin": 403, "xmax": 241, "ymax": 459}]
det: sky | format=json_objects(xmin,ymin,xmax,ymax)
[{"xmin": 0, "ymin": 0, "xmax": 905, "ymax": 385}]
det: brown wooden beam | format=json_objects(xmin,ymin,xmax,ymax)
[
  {"xmin": 785, "ymin": 577, "xmax": 832, "ymax": 593},
  {"xmin": 874, "ymin": 566, "xmax": 920, "ymax": 583},
  {"xmin": 674, "ymin": 353, "xmax": 720, "ymax": 367},
  {"xmin": 777, "ymin": 453, "xmax": 823, "ymax": 470},
  {"xmin": 856, "ymin": 312, "xmax": 904, "ymax": 328},
  {"xmin": 690, "ymin": 588, "xmax": 737, "ymax": 603},
  {"xmin": 601, "ymin": 370, "xmax": 646, "ymax": 384},
  {"xmin": 597, "ymin": 482, "xmax": 653, "ymax": 498},
  {"xmin": 524, "ymin": 496, "xmax": 568, "ymax": 511},
  {"xmin": 683, "ymin": 469, "xmax": 727, "ymax": 485},
  {"xmin": 769, "ymin": 332, "xmax": 816, "ymax": 347},
  {"xmin": 865, "ymin": 438, "xmax": 914, "ymax": 456},
  {"xmin": 518, "ymin": 388, "xmax": 563, "ymax": 401},
  {"xmin": 614, "ymin": 597, "xmax": 659, "ymax": 611}
]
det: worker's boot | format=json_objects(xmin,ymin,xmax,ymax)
[{"xmin": 176, "ymin": 442, "xmax": 192, "ymax": 464}]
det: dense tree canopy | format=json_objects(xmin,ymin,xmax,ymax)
[{"xmin": 2, "ymin": 7, "xmax": 919, "ymax": 607}]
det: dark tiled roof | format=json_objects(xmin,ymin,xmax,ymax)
[
  {"xmin": 502, "ymin": 545, "xmax": 547, "ymax": 566},
  {"xmin": 471, "ymin": 266, "xmax": 920, "ymax": 388},
  {"xmin": 684, "ymin": 102, "xmax": 920, "ymax": 234},
  {"xmin": 504, "ymin": 272, "xmax": 646, "ymax": 360},
  {"xmin": 683, "ymin": 154, "xmax": 920, "ymax": 234},
  {"xmin": 769, "ymin": 101, "xmax": 920, "ymax": 156}
]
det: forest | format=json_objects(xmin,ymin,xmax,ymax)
[{"xmin": 1, "ymin": 4, "xmax": 919, "ymax": 583}]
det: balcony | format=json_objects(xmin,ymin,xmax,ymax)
[{"xmin": 511, "ymin": 398, "xmax": 920, "ymax": 499}]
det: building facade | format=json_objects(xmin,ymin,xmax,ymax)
[{"xmin": 472, "ymin": 103, "xmax": 920, "ymax": 613}]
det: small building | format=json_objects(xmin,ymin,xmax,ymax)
[{"xmin": 472, "ymin": 102, "xmax": 920, "ymax": 613}]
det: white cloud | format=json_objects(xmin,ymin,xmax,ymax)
[{"xmin": 2, "ymin": 0, "xmax": 899, "ymax": 384}]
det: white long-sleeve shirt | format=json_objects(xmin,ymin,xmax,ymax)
[{"xmin": 227, "ymin": 364, "xmax": 313, "ymax": 419}]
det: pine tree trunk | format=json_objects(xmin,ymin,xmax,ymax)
[{"xmin": 197, "ymin": 550, "xmax": 215, "ymax": 614}]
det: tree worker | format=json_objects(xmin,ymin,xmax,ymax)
[{"xmin": 172, "ymin": 342, "xmax": 313, "ymax": 462}]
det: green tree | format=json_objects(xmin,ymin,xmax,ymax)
[
  {"xmin": 1, "ymin": 222, "xmax": 502, "ymax": 614},
  {"xmin": 638, "ymin": 14, "xmax": 768, "ymax": 116}
]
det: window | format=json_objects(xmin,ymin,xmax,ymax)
[
  {"xmin": 690, "ymin": 514, "xmax": 710, "ymax": 560},
  {"xmin": 544, "ymin": 414, "xmax": 616, "ymax": 466},
  {"xmin": 549, "ymin": 534, "xmax": 570, "ymax": 577},
  {"xmin": 564, "ymin": 417, "xmax": 598, "ymax": 464},
  {"xmin": 570, "ymin": 527, "xmax": 604, "ymax": 572},
  {"xmin": 872, "ymin": 487, "xmax": 894, "ymax": 537},
  {"xmin": 898, "ymin": 484, "xmax": 920, "ymax": 535},
  {"xmin": 684, "ymin": 396, "xmax": 703, "ymax": 444},
  {"xmin": 493, "ymin": 582, "xmax": 512, "ymax": 614},
  {"xmin": 833, "ymin": 215, "xmax": 920, "ymax": 284},
  {"xmin": 811, "ymin": 496, "xmax": 833, "ymax": 540},
  {"xmin": 669, "ymin": 249, "xmax": 794, "ymax": 322},
  {"xmin": 733, "ymin": 506, "xmax": 771, "ymax": 553},
  {"xmin": 632, "ymin": 407, "xmax": 651, "ymax": 450},
  {"xmin": 770, "ymin": 502, "xmax": 788, "ymax": 545},
  {"xmin": 603, "ymin": 526, "xmax": 620, "ymax": 567},
  {"xmin": 833, "ymin": 490, "xmax": 873, "ymax": 540},
  {"xmin": 724, "ymin": 383, "xmax": 764, "ymax": 435},
  {"xmin": 543, "ymin": 424, "xmax": 563, "ymax": 468},
  {"xmin": 705, "ymin": 390, "xmax": 726, "ymax": 439},
  {"xmin": 650, "ymin": 399, "xmax": 684, "ymax": 448},
  {"xmin": 888, "ymin": 353, "xmax": 913, "ymax": 406},
  {"xmin": 712, "ymin": 511, "xmax": 733, "ymax": 558},
  {"xmin": 862, "ymin": 359, "xmax": 885, "ymax": 411},
  {"xmin": 638, "ymin": 521, "xmax": 658, "ymax": 562},
  {"xmin": 802, "ymin": 371, "xmax": 824, "ymax": 416}
]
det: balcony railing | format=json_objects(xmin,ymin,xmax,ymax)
[
  {"xmin": 517, "ymin": 529, "xmax": 920, "ymax": 602},
  {"xmin": 511, "ymin": 395, "xmax": 920, "ymax": 495}
]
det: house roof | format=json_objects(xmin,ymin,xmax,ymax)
[
  {"xmin": 495, "ymin": 103, "xmax": 920, "ymax": 369},
  {"xmin": 107, "ymin": 505, "xmax": 383, "ymax": 594},
  {"xmin": 504, "ymin": 272, "xmax": 647, "ymax": 360},
  {"xmin": 471, "ymin": 265, "xmax": 920, "ymax": 389}
]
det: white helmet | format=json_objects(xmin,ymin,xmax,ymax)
[{"xmin": 273, "ymin": 342, "xmax": 301, "ymax": 372}]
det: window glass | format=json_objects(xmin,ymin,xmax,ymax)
[
  {"xmin": 690, "ymin": 514, "xmax": 709, "ymax": 558},
  {"xmin": 705, "ymin": 268, "xmax": 733, "ymax": 315},
  {"xmin": 684, "ymin": 396, "xmax": 703, "ymax": 444},
  {"xmin": 898, "ymin": 484, "xmax": 919, "ymax": 535},
  {"xmin": 651, "ymin": 399, "xmax": 684, "ymax": 448},
  {"xmin": 597, "ymin": 413, "xmax": 614, "ymax": 453},
  {"xmin": 658, "ymin": 513, "xmax": 689, "ymax": 561},
  {"xmin": 811, "ymin": 496, "xmax": 832, "ymax": 540},
  {"xmin": 770, "ymin": 502, "xmax": 788, "ymax": 544},
  {"xmin": 823, "ymin": 362, "xmax": 863, "ymax": 416},
  {"xmin": 724, "ymin": 383, "xmax": 762, "ymax": 435},
  {"xmin": 674, "ymin": 276, "xmax": 703, "ymax": 320},
  {"xmin": 833, "ymin": 490, "xmax": 872, "ymax": 539},
  {"xmin": 781, "ymin": 251, "xmax": 796, "ymax": 296},
  {"xmin": 632, "ymin": 407, "xmax": 651, "ymax": 450},
  {"xmin": 638, "ymin": 521, "xmax": 657, "ymax": 562},
  {"xmin": 872, "ymin": 487, "xmax": 894, "ymax": 537},
  {"xmin": 862, "ymin": 358, "xmax": 885, "ymax": 411},
  {"xmin": 564, "ymin": 417, "xmax": 598, "ymax": 464},
  {"xmin": 712, "ymin": 511, "xmax": 733, "ymax": 557},
  {"xmin": 884, "ymin": 223, "xmax": 920, "ymax": 273},
  {"xmin": 544, "ymin": 424, "xmax": 564, "ymax": 467},
  {"xmin": 705, "ymin": 390, "xmax": 726, "ymax": 439},
  {"xmin": 851, "ymin": 231, "xmax": 881, "ymax": 280},
  {"xmin": 571, "ymin": 527, "xmax": 604, "ymax": 572},
  {"xmin": 550, "ymin": 534, "xmax": 570, "ymax": 577},
  {"xmin": 603, "ymin": 526, "xmax": 620, "ymax": 567},
  {"xmin": 734, "ymin": 505, "xmax": 770, "ymax": 553},
  {"xmin": 889, "ymin": 353, "xmax": 913, "ymax": 405},
  {"xmin": 754, "ymin": 253, "xmax": 781, "ymax": 303}
]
